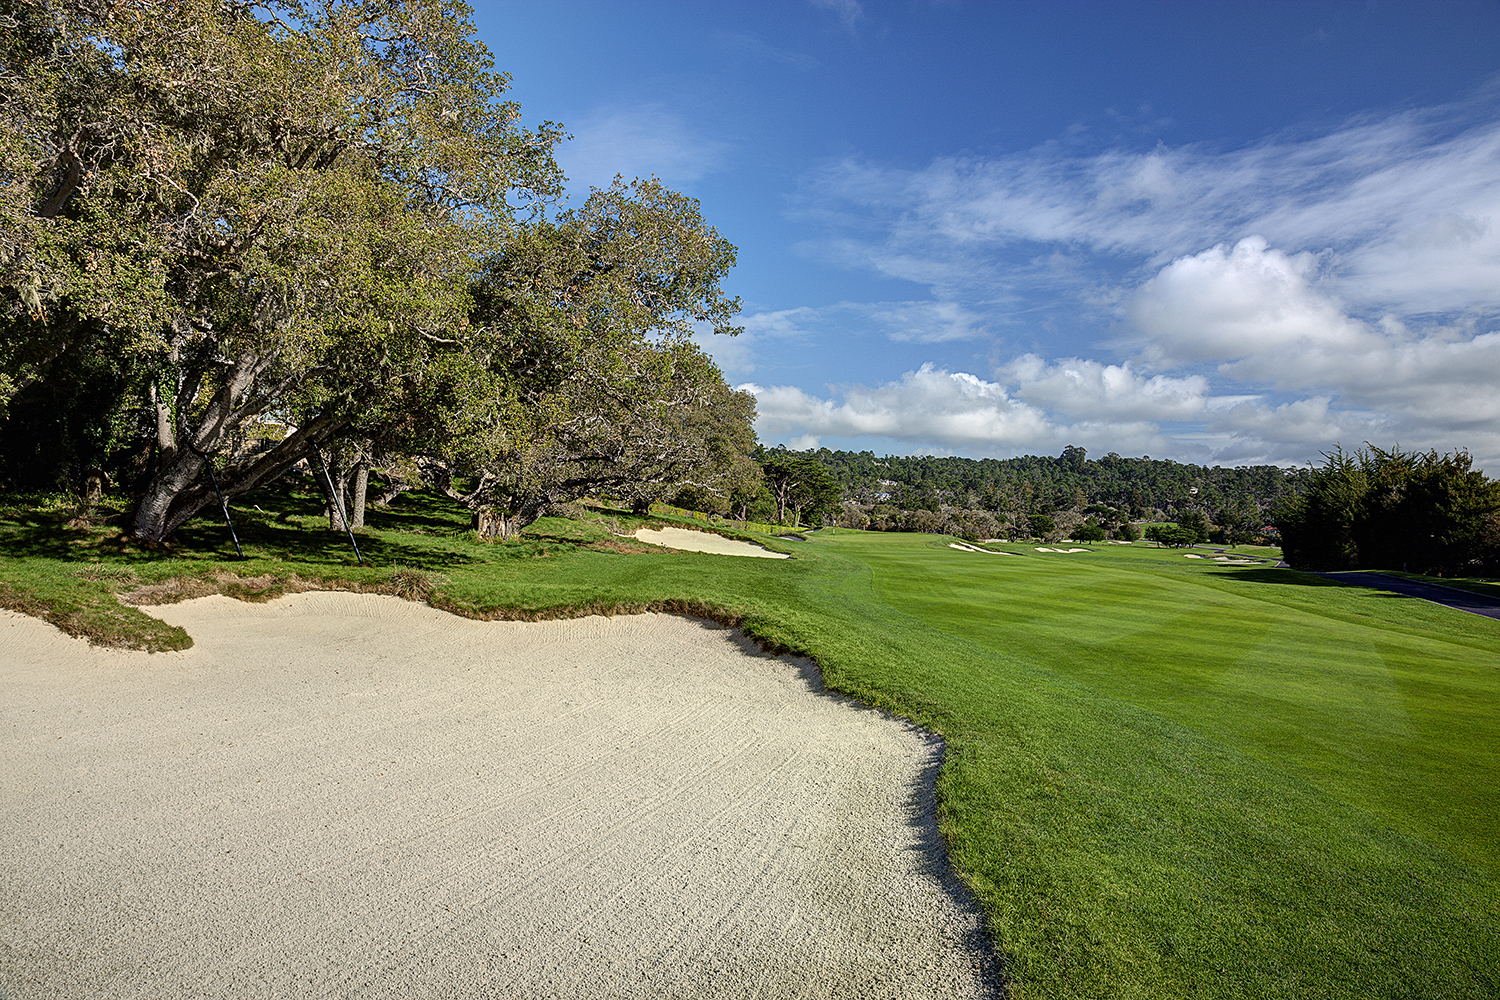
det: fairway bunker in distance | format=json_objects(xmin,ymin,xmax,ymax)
[
  {"xmin": 631, "ymin": 525, "xmax": 789, "ymax": 558},
  {"xmin": 0, "ymin": 595, "xmax": 997, "ymax": 999},
  {"xmin": 1034, "ymin": 547, "xmax": 1089, "ymax": 553},
  {"xmin": 949, "ymin": 542, "xmax": 1015, "ymax": 555}
]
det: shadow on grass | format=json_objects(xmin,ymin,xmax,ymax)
[{"xmin": 1207, "ymin": 567, "xmax": 1339, "ymax": 587}]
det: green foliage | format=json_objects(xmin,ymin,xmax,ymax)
[
  {"xmin": 2, "ymin": 0, "xmax": 567, "ymax": 539},
  {"xmin": 1145, "ymin": 523, "xmax": 1197, "ymax": 547},
  {"xmin": 1176, "ymin": 509, "xmax": 1210, "ymax": 543},
  {"xmin": 759, "ymin": 448, "xmax": 841, "ymax": 526},
  {"xmin": 1028, "ymin": 512, "xmax": 1056, "ymax": 537},
  {"xmin": 456, "ymin": 178, "xmax": 750, "ymax": 535},
  {"xmin": 815, "ymin": 446, "xmax": 1303, "ymax": 518},
  {"xmin": 1279, "ymin": 446, "xmax": 1500, "ymax": 574},
  {"xmin": 1073, "ymin": 518, "xmax": 1106, "ymax": 542}
]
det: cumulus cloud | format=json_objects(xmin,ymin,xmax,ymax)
[
  {"xmin": 1128, "ymin": 236, "xmax": 1371, "ymax": 369},
  {"xmin": 559, "ymin": 104, "xmax": 729, "ymax": 195},
  {"xmin": 744, "ymin": 362, "xmax": 1214, "ymax": 460},
  {"xmin": 1000, "ymin": 355, "xmax": 1211, "ymax": 421},
  {"xmin": 746, "ymin": 341, "xmax": 1500, "ymax": 467},
  {"xmin": 746, "ymin": 365, "xmax": 1051, "ymax": 445},
  {"xmin": 1128, "ymin": 236, "xmax": 1500, "ymax": 429}
]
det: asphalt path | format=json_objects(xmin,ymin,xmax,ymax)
[{"xmin": 1317, "ymin": 572, "xmax": 1500, "ymax": 621}]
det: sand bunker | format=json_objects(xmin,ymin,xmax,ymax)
[
  {"xmin": 631, "ymin": 526, "xmax": 789, "ymax": 559},
  {"xmin": 1212, "ymin": 556, "xmax": 1260, "ymax": 565},
  {"xmin": 0, "ymin": 596, "xmax": 997, "ymax": 999},
  {"xmin": 1034, "ymin": 547, "xmax": 1088, "ymax": 554},
  {"xmin": 948, "ymin": 542, "xmax": 1015, "ymax": 555},
  {"xmin": 1184, "ymin": 553, "xmax": 1204, "ymax": 559}
]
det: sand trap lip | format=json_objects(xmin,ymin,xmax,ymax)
[
  {"xmin": 0, "ymin": 596, "xmax": 997, "ymax": 998},
  {"xmin": 631, "ymin": 525, "xmax": 789, "ymax": 559},
  {"xmin": 948, "ymin": 542, "xmax": 1015, "ymax": 555}
]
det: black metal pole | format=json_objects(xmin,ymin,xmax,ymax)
[
  {"xmin": 313, "ymin": 445, "xmax": 364, "ymax": 565},
  {"xmin": 202, "ymin": 458, "xmax": 244, "ymax": 559},
  {"xmin": 187, "ymin": 441, "xmax": 244, "ymax": 559}
]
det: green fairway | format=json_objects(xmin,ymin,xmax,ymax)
[{"xmin": 2, "ymin": 490, "xmax": 1496, "ymax": 999}]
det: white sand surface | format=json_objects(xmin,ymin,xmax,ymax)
[
  {"xmin": 948, "ymin": 543, "xmax": 1014, "ymax": 555},
  {"xmin": 631, "ymin": 526, "xmax": 789, "ymax": 559},
  {"xmin": 1033, "ymin": 547, "xmax": 1088, "ymax": 554},
  {"xmin": 1184, "ymin": 553, "xmax": 1204, "ymax": 559},
  {"xmin": 0, "ymin": 595, "xmax": 997, "ymax": 999}
]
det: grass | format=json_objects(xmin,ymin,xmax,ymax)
[{"xmin": 1, "ymin": 483, "xmax": 1495, "ymax": 998}]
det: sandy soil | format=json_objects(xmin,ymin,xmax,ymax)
[
  {"xmin": 0, "ymin": 595, "xmax": 999, "ymax": 999},
  {"xmin": 1033, "ymin": 547, "xmax": 1088, "ymax": 554},
  {"xmin": 631, "ymin": 526, "xmax": 790, "ymax": 559}
]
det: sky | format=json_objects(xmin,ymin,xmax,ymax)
[{"xmin": 473, "ymin": 0, "xmax": 1500, "ymax": 470}]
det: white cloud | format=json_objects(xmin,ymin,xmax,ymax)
[
  {"xmin": 1000, "ymin": 355, "xmax": 1210, "ymax": 421},
  {"xmin": 1128, "ymin": 236, "xmax": 1370, "ymax": 368},
  {"xmin": 1127, "ymin": 237, "xmax": 1500, "ymax": 431},
  {"xmin": 559, "ymin": 104, "xmax": 728, "ymax": 195},
  {"xmin": 744, "ymin": 362, "xmax": 1201, "ymax": 459},
  {"xmin": 804, "ymin": 102, "xmax": 1500, "ymax": 313},
  {"xmin": 746, "ymin": 364, "xmax": 1052, "ymax": 445}
]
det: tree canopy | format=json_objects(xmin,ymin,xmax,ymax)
[
  {"xmin": 0, "ymin": 0, "xmax": 760, "ymax": 540},
  {"xmin": 1277, "ymin": 446, "xmax": 1500, "ymax": 575}
]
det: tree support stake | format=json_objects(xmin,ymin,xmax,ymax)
[
  {"xmin": 314, "ymin": 446, "xmax": 364, "ymax": 565},
  {"xmin": 188, "ymin": 442, "xmax": 244, "ymax": 559}
]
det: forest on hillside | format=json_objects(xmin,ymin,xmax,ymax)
[{"xmin": 733, "ymin": 445, "xmax": 1305, "ymax": 545}]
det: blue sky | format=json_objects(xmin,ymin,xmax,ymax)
[{"xmin": 474, "ymin": 0, "xmax": 1500, "ymax": 468}]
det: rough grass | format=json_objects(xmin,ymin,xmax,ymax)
[{"xmin": 1, "ymin": 483, "xmax": 1495, "ymax": 999}]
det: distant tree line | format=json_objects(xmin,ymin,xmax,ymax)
[
  {"xmin": 746, "ymin": 445, "xmax": 1301, "ymax": 542},
  {"xmin": 1276, "ymin": 447, "xmax": 1500, "ymax": 576}
]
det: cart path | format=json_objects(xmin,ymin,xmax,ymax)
[{"xmin": 1317, "ymin": 572, "xmax": 1500, "ymax": 621}]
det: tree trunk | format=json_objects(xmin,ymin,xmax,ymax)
[
  {"xmin": 324, "ymin": 449, "xmax": 351, "ymax": 532},
  {"xmin": 472, "ymin": 501, "xmax": 547, "ymax": 541},
  {"xmin": 149, "ymin": 381, "xmax": 177, "ymax": 474},
  {"xmin": 372, "ymin": 481, "xmax": 411, "ymax": 507},
  {"xmin": 129, "ymin": 448, "xmax": 210, "ymax": 540},
  {"xmin": 129, "ymin": 410, "xmax": 349, "ymax": 541},
  {"xmin": 350, "ymin": 457, "xmax": 370, "ymax": 529}
]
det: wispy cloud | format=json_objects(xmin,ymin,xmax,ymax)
[
  {"xmin": 696, "ymin": 300, "xmax": 990, "ymax": 380},
  {"xmin": 810, "ymin": 0, "xmax": 863, "ymax": 33},
  {"xmin": 558, "ymin": 104, "xmax": 730, "ymax": 195},
  {"xmin": 802, "ymin": 100, "xmax": 1500, "ymax": 314},
  {"xmin": 718, "ymin": 31, "xmax": 819, "ymax": 70}
]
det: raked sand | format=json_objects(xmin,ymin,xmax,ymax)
[
  {"xmin": 0, "ymin": 594, "xmax": 999, "ymax": 999},
  {"xmin": 630, "ymin": 526, "xmax": 790, "ymax": 558}
]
